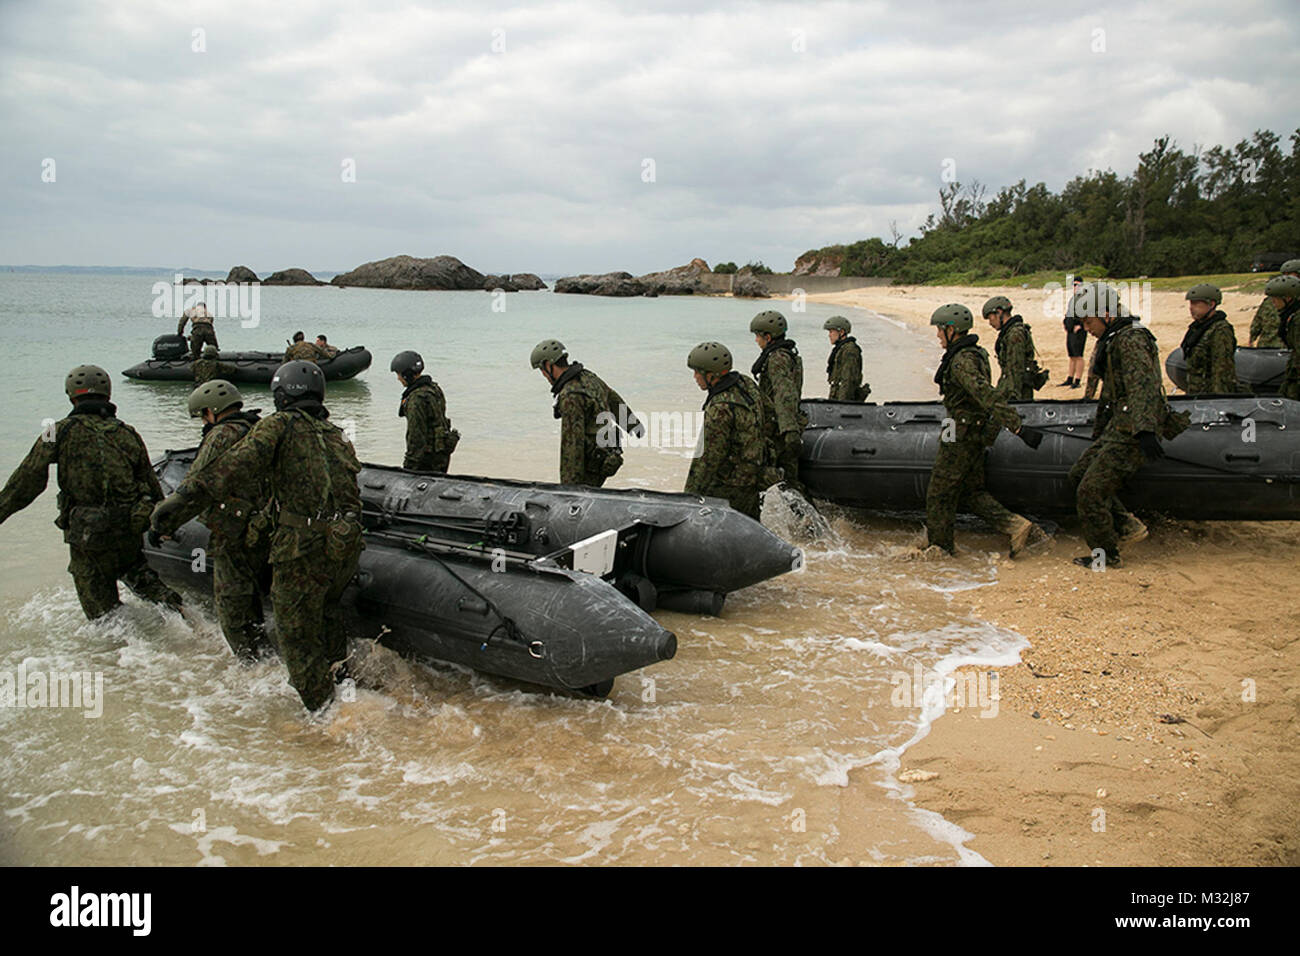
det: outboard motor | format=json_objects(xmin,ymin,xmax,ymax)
[{"xmin": 152, "ymin": 334, "xmax": 189, "ymax": 360}]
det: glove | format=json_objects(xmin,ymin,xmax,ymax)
[
  {"xmin": 150, "ymin": 489, "xmax": 193, "ymax": 538},
  {"xmin": 1136, "ymin": 431, "xmax": 1164, "ymax": 460},
  {"xmin": 1017, "ymin": 426, "xmax": 1045, "ymax": 450}
]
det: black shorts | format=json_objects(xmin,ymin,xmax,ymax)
[{"xmin": 1065, "ymin": 328, "xmax": 1087, "ymax": 358}]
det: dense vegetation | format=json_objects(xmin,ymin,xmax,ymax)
[{"xmin": 797, "ymin": 129, "xmax": 1300, "ymax": 284}]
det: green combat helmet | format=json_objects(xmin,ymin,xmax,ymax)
[
  {"xmin": 201, "ymin": 344, "xmax": 220, "ymax": 358},
  {"xmin": 981, "ymin": 295, "xmax": 1012, "ymax": 316},
  {"xmin": 1265, "ymin": 275, "xmax": 1300, "ymax": 299},
  {"xmin": 1280, "ymin": 259, "xmax": 1300, "ymax": 275},
  {"xmin": 687, "ymin": 341, "xmax": 733, "ymax": 375},
  {"xmin": 822, "ymin": 315, "xmax": 852, "ymax": 333},
  {"xmin": 188, "ymin": 379, "xmax": 243, "ymax": 418},
  {"xmin": 1067, "ymin": 282, "xmax": 1125, "ymax": 319},
  {"xmin": 1185, "ymin": 283, "xmax": 1222, "ymax": 304},
  {"xmin": 65, "ymin": 365, "xmax": 112, "ymax": 400},
  {"xmin": 929, "ymin": 303, "xmax": 974, "ymax": 332},
  {"xmin": 530, "ymin": 339, "xmax": 567, "ymax": 369},
  {"xmin": 749, "ymin": 310, "xmax": 788, "ymax": 336}
]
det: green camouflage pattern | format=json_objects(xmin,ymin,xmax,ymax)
[
  {"xmin": 1068, "ymin": 439, "xmax": 1145, "ymax": 555},
  {"xmin": 283, "ymin": 341, "xmax": 321, "ymax": 364},
  {"xmin": 992, "ymin": 319, "xmax": 1042, "ymax": 401},
  {"xmin": 754, "ymin": 343, "xmax": 807, "ymax": 490},
  {"xmin": 1281, "ymin": 302, "xmax": 1300, "ymax": 400},
  {"xmin": 0, "ymin": 405, "xmax": 181, "ymax": 618},
  {"xmin": 401, "ymin": 378, "xmax": 457, "ymax": 472},
  {"xmin": 685, "ymin": 372, "xmax": 766, "ymax": 519},
  {"xmin": 175, "ymin": 406, "xmax": 363, "ymax": 710},
  {"xmin": 192, "ymin": 358, "xmax": 239, "ymax": 384},
  {"xmin": 938, "ymin": 339, "xmax": 1022, "ymax": 442},
  {"xmin": 185, "ymin": 326, "xmax": 218, "ymax": 359},
  {"xmin": 1092, "ymin": 322, "xmax": 1168, "ymax": 441},
  {"xmin": 827, "ymin": 337, "xmax": 868, "ymax": 402},
  {"xmin": 1183, "ymin": 314, "xmax": 1240, "ymax": 394},
  {"xmin": 554, "ymin": 367, "xmax": 632, "ymax": 486},
  {"xmin": 1250, "ymin": 297, "xmax": 1283, "ymax": 348}
]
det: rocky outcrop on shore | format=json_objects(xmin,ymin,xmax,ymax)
[
  {"xmin": 264, "ymin": 268, "xmax": 325, "ymax": 286},
  {"xmin": 483, "ymin": 273, "xmax": 548, "ymax": 292},
  {"xmin": 732, "ymin": 275, "xmax": 770, "ymax": 298},
  {"xmin": 555, "ymin": 258, "xmax": 711, "ymax": 297},
  {"xmin": 330, "ymin": 255, "xmax": 486, "ymax": 290},
  {"xmin": 793, "ymin": 247, "xmax": 845, "ymax": 276},
  {"xmin": 225, "ymin": 265, "xmax": 260, "ymax": 283}
]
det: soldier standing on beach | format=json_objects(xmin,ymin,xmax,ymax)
[
  {"xmin": 162, "ymin": 379, "xmax": 271, "ymax": 661},
  {"xmin": 179, "ymin": 303, "xmax": 219, "ymax": 360},
  {"xmin": 750, "ymin": 310, "xmax": 808, "ymax": 492},
  {"xmin": 151, "ymin": 361, "xmax": 364, "ymax": 712},
  {"xmin": 1067, "ymin": 284, "xmax": 1186, "ymax": 567},
  {"xmin": 683, "ymin": 342, "xmax": 767, "ymax": 520},
  {"xmin": 530, "ymin": 339, "xmax": 644, "ymax": 487},
  {"xmin": 823, "ymin": 316, "xmax": 870, "ymax": 402},
  {"xmin": 1249, "ymin": 259, "xmax": 1300, "ymax": 347},
  {"xmin": 0, "ymin": 366, "xmax": 183, "ymax": 619},
  {"xmin": 1180, "ymin": 284, "xmax": 1241, "ymax": 394},
  {"xmin": 1268, "ymin": 275, "xmax": 1300, "ymax": 400},
  {"xmin": 926, "ymin": 304, "xmax": 1048, "ymax": 557},
  {"xmin": 391, "ymin": 350, "xmax": 459, "ymax": 473},
  {"xmin": 982, "ymin": 296, "xmax": 1046, "ymax": 401}
]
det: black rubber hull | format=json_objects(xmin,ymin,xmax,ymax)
[
  {"xmin": 800, "ymin": 397, "xmax": 1300, "ymax": 521},
  {"xmin": 1165, "ymin": 346, "xmax": 1288, "ymax": 394},
  {"xmin": 123, "ymin": 347, "xmax": 372, "ymax": 383},
  {"xmin": 143, "ymin": 517, "xmax": 676, "ymax": 692}
]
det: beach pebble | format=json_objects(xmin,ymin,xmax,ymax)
[
  {"xmin": 1096, "ymin": 788, "xmax": 1108, "ymax": 798},
  {"xmin": 898, "ymin": 769, "xmax": 939, "ymax": 783}
]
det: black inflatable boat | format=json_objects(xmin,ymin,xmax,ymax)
[
  {"xmin": 800, "ymin": 396, "xmax": 1300, "ymax": 521},
  {"xmin": 143, "ymin": 451, "xmax": 801, "ymax": 693},
  {"xmin": 124, "ymin": 334, "xmax": 372, "ymax": 383},
  {"xmin": 1165, "ymin": 346, "xmax": 1289, "ymax": 394}
]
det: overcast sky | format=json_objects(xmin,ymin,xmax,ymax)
[{"xmin": 1, "ymin": 0, "xmax": 1297, "ymax": 275}]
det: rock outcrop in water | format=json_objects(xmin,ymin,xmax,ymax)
[
  {"xmin": 483, "ymin": 273, "xmax": 548, "ymax": 292},
  {"xmin": 331, "ymin": 255, "xmax": 486, "ymax": 290},
  {"xmin": 225, "ymin": 265, "xmax": 260, "ymax": 283},
  {"xmin": 263, "ymin": 268, "xmax": 325, "ymax": 286},
  {"xmin": 555, "ymin": 259, "xmax": 711, "ymax": 297}
]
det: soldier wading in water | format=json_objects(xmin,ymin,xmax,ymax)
[
  {"xmin": 391, "ymin": 350, "xmax": 459, "ymax": 473},
  {"xmin": 683, "ymin": 341, "xmax": 767, "ymax": 520},
  {"xmin": 152, "ymin": 361, "xmax": 364, "ymax": 712}
]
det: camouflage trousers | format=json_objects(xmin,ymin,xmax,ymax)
[
  {"xmin": 772, "ymin": 431, "xmax": 805, "ymax": 495},
  {"xmin": 269, "ymin": 546, "xmax": 360, "ymax": 712},
  {"xmin": 211, "ymin": 537, "xmax": 272, "ymax": 662},
  {"xmin": 709, "ymin": 483, "xmax": 762, "ymax": 521},
  {"xmin": 925, "ymin": 437, "xmax": 1024, "ymax": 553},
  {"xmin": 189, "ymin": 325, "xmax": 218, "ymax": 359},
  {"xmin": 404, "ymin": 452, "xmax": 451, "ymax": 473},
  {"xmin": 1282, "ymin": 355, "xmax": 1300, "ymax": 401},
  {"xmin": 68, "ymin": 540, "xmax": 183, "ymax": 620},
  {"xmin": 1069, "ymin": 437, "xmax": 1144, "ymax": 554}
]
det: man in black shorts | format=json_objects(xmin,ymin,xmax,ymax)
[{"xmin": 1062, "ymin": 276, "xmax": 1086, "ymax": 388}]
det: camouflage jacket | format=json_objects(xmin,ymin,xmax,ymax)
[
  {"xmin": 826, "ymin": 337, "xmax": 867, "ymax": 402},
  {"xmin": 0, "ymin": 400, "xmax": 163, "ymax": 541},
  {"xmin": 552, "ymin": 364, "xmax": 635, "ymax": 485},
  {"xmin": 752, "ymin": 338, "xmax": 806, "ymax": 437},
  {"xmin": 192, "ymin": 358, "xmax": 239, "ymax": 384},
  {"xmin": 1281, "ymin": 301, "xmax": 1300, "ymax": 401},
  {"xmin": 179, "ymin": 403, "xmax": 362, "ymax": 564},
  {"xmin": 184, "ymin": 411, "xmax": 269, "ymax": 550},
  {"xmin": 685, "ymin": 372, "xmax": 766, "ymax": 498},
  {"xmin": 1250, "ymin": 297, "xmax": 1283, "ymax": 348},
  {"xmin": 1092, "ymin": 318, "xmax": 1168, "ymax": 441},
  {"xmin": 935, "ymin": 335, "xmax": 1021, "ymax": 444},
  {"xmin": 283, "ymin": 342, "xmax": 321, "ymax": 364},
  {"xmin": 399, "ymin": 377, "xmax": 456, "ymax": 470},
  {"xmin": 992, "ymin": 317, "xmax": 1041, "ymax": 401},
  {"xmin": 1181, "ymin": 311, "xmax": 1240, "ymax": 394}
]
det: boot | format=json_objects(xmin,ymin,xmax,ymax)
[
  {"xmin": 1118, "ymin": 514, "xmax": 1148, "ymax": 546},
  {"xmin": 1009, "ymin": 518, "xmax": 1051, "ymax": 558}
]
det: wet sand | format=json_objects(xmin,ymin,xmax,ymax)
[{"xmin": 791, "ymin": 283, "xmax": 1300, "ymax": 866}]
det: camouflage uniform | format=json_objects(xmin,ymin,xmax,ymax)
[
  {"xmin": 178, "ymin": 313, "xmax": 218, "ymax": 360},
  {"xmin": 1181, "ymin": 310, "xmax": 1240, "ymax": 394},
  {"xmin": 400, "ymin": 376, "xmax": 458, "ymax": 472},
  {"xmin": 992, "ymin": 316, "xmax": 1043, "ymax": 401},
  {"xmin": 1068, "ymin": 317, "xmax": 1171, "ymax": 555},
  {"xmin": 173, "ymin": 403, "xmax": 363, "ymax": 711},
  {"xmin": 0, "ymin": 401, "xmax": 182, "ymax": 618},
  {"xmin": 1249, "ymin": 298, "xmax": 1283, "ymax": 348},
  {"xmin": 283, "ymin": 341, "xmax": 321, "ymax": 364},
  {"xmin": 551, "ymin": 364, "xmax": 635, "ymax": 487},
  {"xmin": 192, "ymin": 357, "xmax": 240, "ymax": 384},
  {"xmin": 169, "ymin": 412, "xmax": 272, "ymax": 660},
  {"xmin": 684, "ymin": 371, "xmax": 767, "ymax": 519},
  {"xmin": 827, "ymin": 337, "xmax": 869, "ymax": 402},
  {"xmin": 1280, "ymin": 301, "xmax": 1300, "ymax": 400},
  {"xmin": 926, "ymin": 335, "xmax": 1027, "ymax": 552},
  {"xmin": 752, "ymin": 338, "xmax": 807, "ymax": 490}
]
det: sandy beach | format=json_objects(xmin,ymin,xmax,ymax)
[{"xmin": 789, "ymin": 282, "xmax": 1300, "ymax": 866}]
